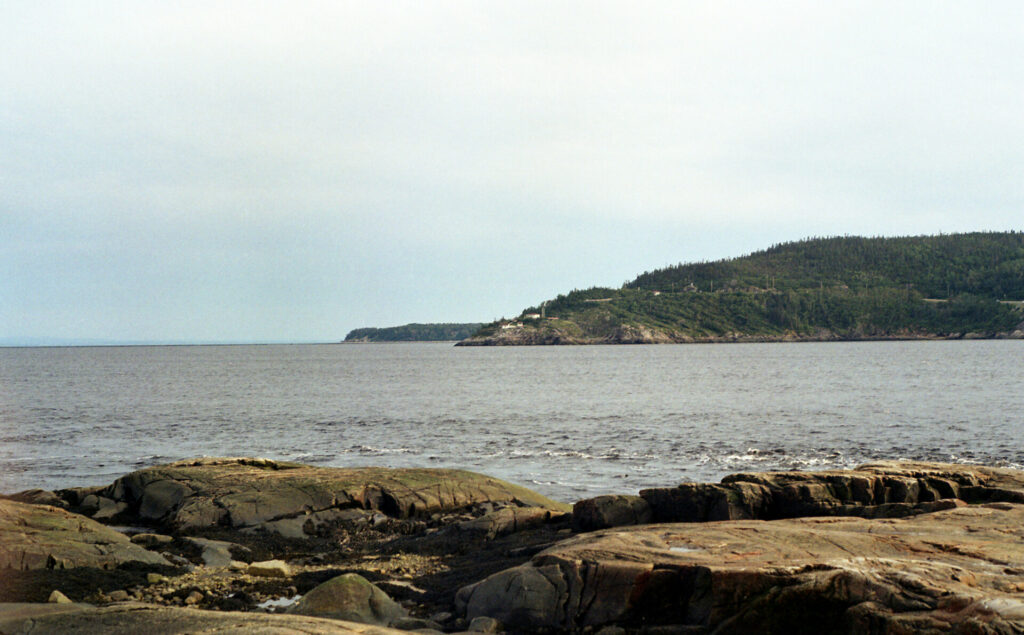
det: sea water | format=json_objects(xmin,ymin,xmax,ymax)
[{"xmin": 1, "ymin": 340, "xmax": 1021, "ymax": 502}]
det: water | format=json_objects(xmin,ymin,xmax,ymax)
[{"xmin": 1, "ymin": 341, "xmax": 1021, "ymax": 502}]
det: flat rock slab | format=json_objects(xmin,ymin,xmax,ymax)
[
  {"xmin": 95, "ymin": 457, "xmax": 569, "ymax": 533},
  {"xmin": 460, "ymin": 501, "xmax": 1024, "ymax": 633},
  {"xmin": 0, "ymin": 602, "xmax": 407, "ymax": 634},
  {"xmin": 0, "ymin": 499, "xmax": 169, "ymax": 570}
]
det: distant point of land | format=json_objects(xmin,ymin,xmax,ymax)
[
  {"xmin": 344, "ymin": 323, "xmax": 484, "ymax": 342},
  {"xmin": 458, "ymin": 231, "xmax": 1024, "ymax": 345}
]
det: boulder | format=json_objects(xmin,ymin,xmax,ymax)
[
  {"xmin": 92, "ymin": 457, "xmax": 569, "ymax": 534},
  {"xmin": 0, "ymin": 499, "xmax": 170, "ymax": 570},
  {"xmin": 289, "ymin": 573, "xmax": 407, "ymax": 626},
  {"xmin": 459, "ymin": 501, "xmax": 1024, "ymax": 633},
  {"xmin": 0, "ymin": 602, "xmax": 408, "ymax": 634}
]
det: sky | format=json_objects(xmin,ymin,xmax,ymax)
[{"xmin": 2, "ymin": 2, "xmax": 1022, "ymax": 343}]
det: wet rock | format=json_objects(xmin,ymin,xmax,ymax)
[
  {"xmin": 0, "ymin": 602, "xmax": 408, "ymax": 633},
  {"xmin": 0, "ymin": 499, "xmax": 170, "ymax": 570},
  {"xmin": 289, "ymin": 573, "xmax": 407, "ymax": 626},
  {"xmin": 93, "ymin": 457, "xmax": 569, "ymax": 535},
  {"xmin": 459, "ymin": 502, "xmax": 1024, "ymax": 632},
  {"xmin": 107, "ymin": 589, "xmax": 130, "ymax": 602},
  {"xmin": 247, "ymin": 558, "xmax": 292, "ymax": 578}
]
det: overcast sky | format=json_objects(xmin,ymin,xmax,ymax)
[{"xmin": 2, "ymin": 2, "xmax": 1022, "ymax": 343}]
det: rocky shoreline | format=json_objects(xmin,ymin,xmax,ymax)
[
  {"xmin": 3, "ymin": 458, "xmax": 1024, "ymax": 633},
  {"xmin": 456, "ymin": 325, "xmax": 1024, "ymax": 345}
]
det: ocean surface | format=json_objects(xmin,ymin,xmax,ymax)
[{"xmin": 1, "ymin": 341, "xmax": 1022, "ymax": 503}]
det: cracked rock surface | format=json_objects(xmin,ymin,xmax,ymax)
[
  {"xmin": 73, "ymin": 457, "xmax": 569, "ymax": 534},
  {"xmin": 0, "ymin": 499, "xmax": 170, "ymax": 571},
  {"xmin": 461, "ymin": 462, "xmax": 1024, "ymax": 634}
]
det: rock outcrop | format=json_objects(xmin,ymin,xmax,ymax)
[
  {"xmin": 572, "ymin": 460, "xmax": 1024, "ymax": 530},
  {"xmin": 0, "ymin": 499, "xmax": 170, "ymax": 570},
  {"xmin": 61, "ymin": 457, "xmax": 569, "ymax": 534},
  {"xmin": 0, "ymin": 602, "xmax": 407, "ymax": 634},
  {"xmin": 460, "ymin": 501, "xmax": 1024, "ymax": 633}
]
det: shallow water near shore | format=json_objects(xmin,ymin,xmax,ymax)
[{"xmin": 1, "ymin": 340, "xmax": 1022, "ymax": 502}]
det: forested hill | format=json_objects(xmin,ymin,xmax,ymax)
[
  {"xmin": 345, "ymin": 323, "xmax": 483, "ymax": 342},
  {"xmin": 458, "ymin": 232, "xmax": 1024, "ymax": 345},
  {"xmin": 628, "ymin": 232, "xmax": 1024, "ymax": 299}
]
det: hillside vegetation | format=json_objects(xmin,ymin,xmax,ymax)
[
  {"xmin": 459, "ymin": 232, "xmax": 1024, "ymax": 345},
  {"xmin": 345, "ymin": 323, "xmax": 483, "ymax": 342}
]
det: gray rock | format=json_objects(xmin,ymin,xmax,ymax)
[
  {"xmin": 572, "ymin": 494, "xmax": 652, "ymax": 531},
  {"xmin": 289, "ymin": 573, "xmax": 407, "ymax": 626},
  {"xmin": 93, "ymin": 457, "xmax": 568, "ymax": 533},
  {"xmin": 90, "ymin": 496, "xmax": 129, "ymax": 520},
  {"xmin": 184, "ymin": 536, "xmax": 239, "ymax": 568}
]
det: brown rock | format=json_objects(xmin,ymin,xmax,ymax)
[
  {"xmin": 0, "ymin": 499, "xmax": 169, "ymax": 570},
  {"xmin": 459, "ymin": 502, "xmax": 1024, "ymax": 633},
  {"xmin": 455, "ymin": 506, "xmax": 561, "ymax": 539},
  {"xmin": 0, "ymin": 602, "xmax": 407, "ymax": 634},
  {"xmin": 247, "ymin": 559, "xmax": 291, "ymax": 578},
  {"xmin": 130, "ymin": 532, "xmax": 174, "ymax": 547}
]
